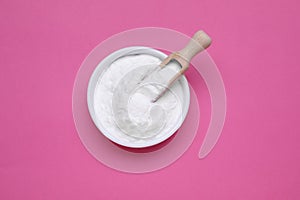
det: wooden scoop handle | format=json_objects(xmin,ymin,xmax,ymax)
[
  {"xmin": 178, "ymin": 30, "xmax": 212, "ymax": 62},
  {"xmin": 160, "ymin": 30, "xmax": 212, "ymax": 73}
]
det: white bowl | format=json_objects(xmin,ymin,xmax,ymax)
[{"xmin": 87, "ymin": 46, "xmax": 190, "ymax": 148}]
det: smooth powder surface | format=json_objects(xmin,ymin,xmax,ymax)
[{"xmin": 94, "ymin": 54, "xmax": 185, "ymax": 144}]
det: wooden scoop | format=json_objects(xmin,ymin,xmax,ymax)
[{"xmin": 152, "ymin": 30, "xmax": 212, "ymax": 102}]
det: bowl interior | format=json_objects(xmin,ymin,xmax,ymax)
[{"xmin": 87, "ymin": 46, "xmax": 190, "ymax": 148}]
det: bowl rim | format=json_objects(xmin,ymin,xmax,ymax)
[{"xmin": 87, "ymin": 46, "xmax": 190, "ymax": 148}]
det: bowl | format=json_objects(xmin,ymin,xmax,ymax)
[{"xmin": 87, "ymin": 46, "xmax": 190, "ymax": 148}]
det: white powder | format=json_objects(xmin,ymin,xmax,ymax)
[{"xmin": 93, "ymin": 54, "xmax": 184, "ymax": 144}]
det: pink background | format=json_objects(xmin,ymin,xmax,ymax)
[{"xmin": 1, "ymin": 0, "xmax": 299, "ymax": 199}]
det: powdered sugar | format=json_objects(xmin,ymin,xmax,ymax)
[{"xmin": 93, "ymin": 54, "xmax": 185, "ymax": 144}]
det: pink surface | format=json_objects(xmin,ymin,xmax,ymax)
[{"xmin": 0, "ymin": 0, "xmax": 299, "ymax": 199}]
